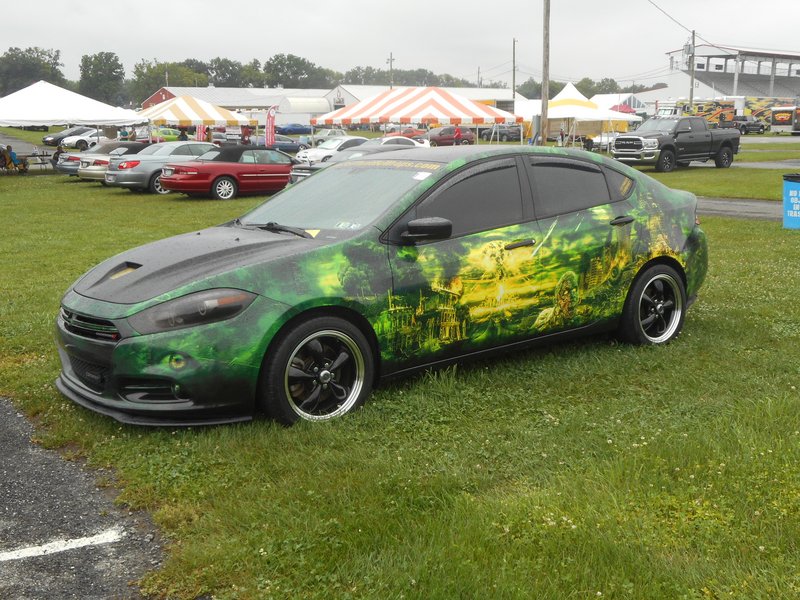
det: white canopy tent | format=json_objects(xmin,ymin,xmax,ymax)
[{"xmin": 0, "ymin": 80, "xmax": 141, "ymax": 127}]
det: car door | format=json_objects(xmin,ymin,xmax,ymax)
[
  {"xmin": 240, "ymin": 149, "xmax": 292, "ymax": 192},
  {"xmin": 384, "ymin": 156, "xmax": 542, "ymax": 369},
  {"xmin": 524, "ymin": 156, "xmax": 639, "ymax": 333}
]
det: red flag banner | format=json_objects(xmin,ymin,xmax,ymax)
[{"xmin": 265, "ymin": 106, "xmax": 278, "ymax": 146}]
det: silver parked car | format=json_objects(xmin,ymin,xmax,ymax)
[
  {"xmin": 76, "ymin": 142, "xmax": 150, "ymax": 183},
  {"xmin": 104, "ymin": 141, "xmax": 215, "ymax": 194}
]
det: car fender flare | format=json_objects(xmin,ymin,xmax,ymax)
[{"xmin": 258, "ymin": 303, "xmax": 382, "ymax": 388}]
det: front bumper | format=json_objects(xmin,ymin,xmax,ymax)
[
  {"xmin": 55, "ymin": 295, "xmax": 289, "ymax": 426},
  {"xmin": 611, "ymin": 148, "xmax": 661, "ymax": 165}
]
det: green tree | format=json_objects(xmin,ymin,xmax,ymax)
[
  {"xmin": 0, "ymin": 46, "xmax": 65, "ymax": 96},
  {"xmin": 263, "ymin": 53, "xmax": 334, "ymax": 88},
  {"xmin": 179, "ymin": 59, "xmax": 210, "ymax": 78},
  {"xmin": 517, "ymin": 77, "xmax": 541, "ymax": 99},
  {"xmin": 574, "ymin": 77, "xmax": 597, "ymax": 98},
  {"xmin": 208, "ymin": 57, "xmax": 244, "ymax": 87},
  {"xmin": 130, "ymin": 60, "xmax": 208, "ymax": 104},
  {"xmin": 241, "ymin": 59, "xmax": 265, "ymax": 87},
  {"xmin": 78, "ymin": 52, "xmax": 125, "ymax": 104}
]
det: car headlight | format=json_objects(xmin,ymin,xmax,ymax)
[
  {"xmin": 128, "ymin": 289, "xmax": 257, "ymax": 335},
  {"xmin": 643, "ymin": 139, "xmax": 659, "ymax": 149}
]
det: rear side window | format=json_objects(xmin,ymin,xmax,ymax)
[
  {"xmin": 171, "ymin": 145, "xmax": 195, "ymax": 156},
  {"xmin": 416, "ymin": 158, "xmax": 523, "ymax": 237},
  {"xmin": 528, "ymin": 158, "xmax": 611, "ymax": 219},
  {"xmin": 604, "ymin": 168, "xmax": 635, "ymax": 202}
]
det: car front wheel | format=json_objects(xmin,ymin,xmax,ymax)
[
  {"xmin": 655, "ymin": 149, "xmax": 675, "ymax": 172},
  {"xmin": 260, "ymin": 316, "xmax": 374, "ymax": 425},
  {"xmin": 618, "ymin": 264, "xmax": 686, "ymax": 345},
  {"xmin": 211, "ymin": 176, "xmax": 238, "ymax": 200}
]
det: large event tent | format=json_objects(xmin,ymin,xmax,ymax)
[
  {"xmin": 136, "ymin": 96, "xmax": 256, "ymax": 126},
  {"xmin": 0, "ymin": 81, "xmax": 140, "ymax": 127},
  {"xmin": 312, "ymin": 87, "xmax": 522, "ymax": 126}
]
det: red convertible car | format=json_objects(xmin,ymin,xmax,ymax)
[{"xmin": 160, "ymin": 145, "xmax": 295, "ymax": 200}]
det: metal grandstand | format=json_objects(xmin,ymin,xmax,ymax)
[{"xmin": 667, "ymin": 44, "xmax": 800, "ymax": 99}]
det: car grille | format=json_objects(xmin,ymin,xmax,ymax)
[
  {"xmin": 61, "ymin": 308, "xmax": 120, "ymax": 342},
  {"xmin": 614, "ymin": 137, "xmax": 643, "ymax": 151},
  {"xmin": 69, "ymin": 355, "xmax": 111, "ymax": 393}
]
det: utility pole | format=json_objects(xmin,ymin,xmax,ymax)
[
  {"xmin": 386, "ymin": 53, "xmax": 395, "ymax": 88},
  {"xmin": 512, "ymin": 38, "xmax": 517, "ymax": 96},
  {"xmin": 540, "ymin": 0, "xmax": 550, "ymax": 145},
  {"xmin": 477, "ymin": 66, "xmax": 481, "ymax": 88},
  {"xmin": 688, "ymin": 30, "xmax": 696, "ymax": 112}
]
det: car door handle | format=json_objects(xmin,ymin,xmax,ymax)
[
  {"xmin": 610, "ymin": 215, "xmax": 634, "ymax": 226},
  {"xmin": 504, "ymin": 239, "xmax": 536, "ymax": 250}
]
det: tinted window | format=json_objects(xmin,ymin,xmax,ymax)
[
  {"xmin": 416, "ymin": 158, "xmax": 523, "ymax": 237},
  {"xmin": 528, "ymin": 158, "xmax": 611, "ymax": 218},
  {"xmin": 189, "ymin": 143, "xmax": 213, "ymax": 156},
  {"xmin": 604, "ymin": 168, "xmax": 635, "ymax": 202}
]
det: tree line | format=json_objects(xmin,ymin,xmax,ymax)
[{"xmin": 0, "ymin": 46, "xmax": 662, "ymax": 107}]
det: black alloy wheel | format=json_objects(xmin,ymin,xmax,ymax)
[
  {"xmin": 619, "ymin": 264, "xmax": 686, "ymax": 345},
  {"xmin": 261, "ymin": 316, "xmax": 374, "ymax": 425}
]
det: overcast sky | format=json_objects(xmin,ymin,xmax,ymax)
[{"xmin": 6, "ymin": 0, "xmax": 800, "ymax": 89}]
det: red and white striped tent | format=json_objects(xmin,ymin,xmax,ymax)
[{"xmin": 312, "ymin": 87, "xmax": 522, "ymax": 126}]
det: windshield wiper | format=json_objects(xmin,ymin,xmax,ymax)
[{"xmin": 256, "ymin": 221, "xmax": 313, "ymax": 239}]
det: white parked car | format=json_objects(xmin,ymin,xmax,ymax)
[
  {"xmin": 61, "ymin": 129, "xmax": 111, "ymax": 151},
  {"xmin": 295, "ymin": 136, "xmax": 368, "ymax": 164},
  {"xmin": 360, "ymin": 136, "xmax": 430, "ymax": 148}
]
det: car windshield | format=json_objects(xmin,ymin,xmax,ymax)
[
  {"xmin": 636, "ymin": 118, "xmax": 679, "ymax": 132},
  {"xmin": 240, "ymin": 159, "xmax": 442, "ymax": 231}
]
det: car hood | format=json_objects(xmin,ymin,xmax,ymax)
[{"xmin": 73, "ymin": 225, "xmax": 319, "ymax": 304}]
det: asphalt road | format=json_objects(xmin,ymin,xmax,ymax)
[{"xmin": 0, "ymin": 398, "xmax": 161, "ymax": 599}]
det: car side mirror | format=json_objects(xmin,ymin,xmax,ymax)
[{"xmin": 400, "ymin": 217, "xmax": 452, "ymax": 244}]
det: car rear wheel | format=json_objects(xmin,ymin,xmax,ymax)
[
  {"xmin": 211, "ymin": 176, "xmax": 237, "ymax": 200},
  {"xmin": 714, "ymin": 146, "xmax": 733, "ymax": 168},
  {"xmin": 500, "ymin": 135, "xmax": 508, "ymax": 142},
  {"xmin": 430, "ymin": 140, "xmax": 438, "ymax": 147},
  {"xmin": 460, "ymin": 139, "xmax": 471, "ymax": 145},
  {"xmin": 618, "ymin": 264, "xmax": 686, "ymax": 345},
  {"xmin": 76, "ymin": 140, "xmax": 88, "ymax": 151},
  {"xmin": 298, "ymin": 143, "xmax": 309, "ymax": 151},
  {"xmin": 260, "ymin": 316, "xmax": 374, "ymax": 425},
  {"xmin": 148, "ymin": 173, "xmax": 170, "ymax": 194},
  {"xmin": 740, "ymin": 126, "xmax": 747, "ymax": 135}
]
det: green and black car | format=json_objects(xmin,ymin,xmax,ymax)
[{"xmin": 56, "ymin": 146, "xmax": 708, "ymax": 426}]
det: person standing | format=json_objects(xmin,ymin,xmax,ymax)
[{"xmin": 454, "ymin": 125, "xmax": 463, "ymax": 145}]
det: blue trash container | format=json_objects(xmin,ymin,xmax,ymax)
[{"xmin": 783, "ymin": 174, "xmax": 800, "ymax": 229}]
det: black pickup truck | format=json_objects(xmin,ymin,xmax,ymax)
[
  {"xmin": 611, "ymin": 116, "xmax": 740, "ymax": 172},
  {"xmin": 718, "ymin": 115, "xmax": 767, "ymax": 135}
]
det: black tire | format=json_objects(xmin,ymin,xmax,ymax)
[
  {"xmin": 260, "ymin": 316, "xmax": 374, "ymax": 425},
  {"xmin": 211, "ymin": 176, "xmax": 237, "ymax": 200},
  {"xmin": 76, "ymin": 140, "xmax": 88, "ymax": 151},
  {"xmin": 740, "ymin": 126, "xmax": 747, "ymax": 135},
  {"xmin": 714, "ymin": 146, "xmax": 733, "ymax": 168},
  {"xmin": 430, "ymin": 140, "xmax": 438, "ymax": 147},
  {"xmin": 500, "ymin": 134, "xmax": 508, "ymax": 142},
  {"xmin": 655, "ymin": 149, "xmax": 675, "ymax": 172},
  {"xmin": 148, "ymin": 172, "xmax": 170, "ymax": 194},
  {"xmin": 460, "ymin": 139, "xmax": 471, "ymax": 145},
  {"xmin": 298, "ymin": 143, "xmax": 309, "ymax": 151},
  {"xmin": 618, "ymin": 264, "xmax": 686, "ymax": 345}
]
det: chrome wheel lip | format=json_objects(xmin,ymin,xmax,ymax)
[
  {"xmin": 637, "ymin": 273, "xmax": 683, "ymax": 343},
  {"xmin": 283, "ymin": 329, "xmax": 365, "ymax": 421}
]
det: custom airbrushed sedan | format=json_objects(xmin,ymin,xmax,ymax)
[
  {"xmin": 160, "ymin": 145, "xmax": 295, "ymax": 199},
  {"xmin": 55, "ymin": 146, "xmax": 708, "ymax": 427}
]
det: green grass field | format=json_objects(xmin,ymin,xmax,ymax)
[{"xmin": 2, "ymin": 158, "xmax": 800, "ymax": 598}]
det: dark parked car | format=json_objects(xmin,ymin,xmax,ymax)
[
  {"xmin": 480, "ymin": 124, "xmax": 523, "ymax": 142},
  {"xmin": 160, "ymin": 145, "xmax": 295, "ymax": 200},
  {"xmin": 43, "ymin": 126, "xmax": 95, "ymax": 147},
  {"xmin": 250, "ymin": 134, "xmax": 310, "ymax": 153},
  {"xmin": 276, "ymin": 123, "xmax": 312, "ymax": 135},
  {"xmin": 415, "ymin": 126, "xmax": 475, "ymax": 146},
  {"xmin": 55, "ymin": 146, "xmax": 707, "ymax": 427},
  {"xmin": 718, "ymin": 115, "xmax": 767, "ymax": 135}
]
